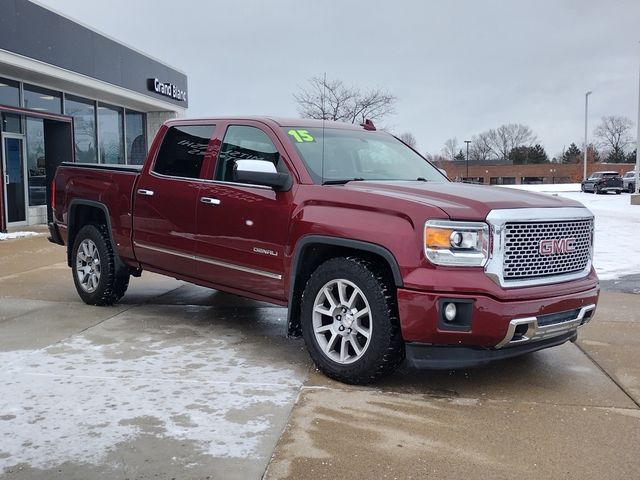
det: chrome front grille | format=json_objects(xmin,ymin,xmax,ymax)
[
  {"xmin": 485, "ymin": 207, "xmax": 595, "ymax": 288},
  {"xmin": 503, "ymin": 219, "xmax": 593, "ymax": 280}
]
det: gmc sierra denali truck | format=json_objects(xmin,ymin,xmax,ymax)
[{"xmin": 49, "ymin": 117, "xmax": 599, "ymax": 384}]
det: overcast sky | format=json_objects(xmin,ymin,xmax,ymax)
[{"xmin": 38, "ymin": 0, "xmax": 640, "ymax": 158}]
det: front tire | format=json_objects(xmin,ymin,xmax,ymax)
[
  {"xmin": 629, "ymin": 183, "xmax": 635, "ymax": 193},
  {"xmin": 71, "ymin": 224, "xmax": 130, "ymax": 306},
  {"xmin": 300, "ymin": 257, "xmax": 404, "ymax": 384}
]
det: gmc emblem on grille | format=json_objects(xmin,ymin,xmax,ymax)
[{"xmin": 539, "ymin": 238, "xmax": 576, "ymax": 255}]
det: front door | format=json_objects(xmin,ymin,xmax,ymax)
[
  {"xmin": 2, "ymin": 134, "xmax": 27, "ymax": 225},
  {"xmin": 195, "ymin": 123, "xmax": 292, "ymax": 300}
]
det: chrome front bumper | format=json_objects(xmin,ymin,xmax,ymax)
[{"xmin": 495, "ymin": 304, "xmax": 596, "ymax": 349}]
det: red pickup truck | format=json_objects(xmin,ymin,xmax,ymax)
[{"xmin": 49, "ymin": 117, "xmax": 599, "ymax": 384}]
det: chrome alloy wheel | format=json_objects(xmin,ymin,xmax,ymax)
[
  {"xmin": 312, "ymin": 279, "xmax": 372, "ymax": 364},
  {"xmin": 76, "ymin": 239, "xmax": 101, "ymax": 293}
]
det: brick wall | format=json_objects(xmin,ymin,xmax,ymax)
[{"xmin": 439, "ymin": 162, "xmax": 635, "ymax": 184}]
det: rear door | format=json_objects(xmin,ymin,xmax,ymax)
[
  {"xmin": 194, "ymin": 122, "xmax": 294, "ymax": 300},
  {"xmin": 133, "ymin": 123, "xmax": 216, "ymax": 277}
]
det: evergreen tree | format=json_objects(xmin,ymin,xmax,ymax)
[
  {"xmin": 627, "ymin": 149, "xmax": 638, "ymax": 163},
  {"xmin": 454, "ymin": 149, "xmax": 466, "ymax": 162},
  {"xmin": 562, "ymin": 143, "xmax": 581, "ymax": 164},
  {"xmin": 509, "ymin": 144, "xmax": 549, "ymax": 164},
  {"xmin": 529, "ymin": 144, "xmax": 549, "ymax": 164}
]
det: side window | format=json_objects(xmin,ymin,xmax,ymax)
[
  {"xmin": 153, "ymin": 125, "xmax": 215, "ymax": 179},
  {"xmin": 215, "ymin": 125, "xmax": 287, "ymax": 182}
]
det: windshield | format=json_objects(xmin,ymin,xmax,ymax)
[{"xmin": 282, "ymin": 127, "xmax": 447, "ymax": 184}]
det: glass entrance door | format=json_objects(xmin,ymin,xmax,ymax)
[{"xmin": 2, "ymin": 135, "xmax": 27, "ymax": 225}]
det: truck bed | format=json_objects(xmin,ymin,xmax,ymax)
[{"xmin": 53, "ymin": 162, "xmax": 142, "ymax": 265}]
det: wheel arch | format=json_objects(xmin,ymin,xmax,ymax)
[
  {"xmin": 287, "ymin": 235, "xmax": 403, "ymax": 337},
  {"xmin": 67, "ymin": 200, "xmax": 117, "ymax": 267}
]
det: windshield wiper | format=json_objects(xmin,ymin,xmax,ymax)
[{"xmin": 322, "ymin": 178, "xmax": 365, "ymax": 185}]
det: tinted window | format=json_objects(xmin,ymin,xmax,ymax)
[
  {"xmin": 154, "ymin": 125, "xmax": 214, "ymax": 178},
  {"xmin": 23, "ymin": 84, "xmax": 62, "ymax": 113},
  {"xmin": 216, "ymin": 125, "xmax": 285, "ymax": 182}
]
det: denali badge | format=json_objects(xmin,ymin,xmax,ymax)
[
  {"xmin": 253, "ymin": 247, "xmax": 278, "ymax": 257},
  {"xmin": 539, "ymin": 238, "xmax": 576, "ymax": 255}
]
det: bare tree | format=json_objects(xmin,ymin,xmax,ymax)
[
  {"xmin": 398, "ymin": 132, "xmax": 417, "ymax": 149},
  {"xmin": 442, "ymin": 138, "xmax": 459, "ymax": 160},
  {"xmin": 294, "ymin": 76, "xmax": 396, "ymax": 124},
  {"xmin": 469, "ymin": 132, "xmax": 494, "ymax": 161},
  {"xmin": 485, "ymin": 124, "xmax": 537, "ymax": 160},
  {"xmin": 594, "ymin": 115, "xmax": 634, "ymax": 162}
]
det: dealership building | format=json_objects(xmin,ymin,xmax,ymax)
[{"xmin": 0, "ymin": 0, "xmax": 188, "ymax": 232}]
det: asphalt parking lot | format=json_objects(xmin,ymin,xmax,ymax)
[{"xmin": 1, "ymin": 233, "xmax": 639, "ymax": 479}]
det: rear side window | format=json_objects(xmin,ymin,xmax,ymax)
[{"xmin": 153, "ymin": 125, "xmax": 215, "ymax": 178}]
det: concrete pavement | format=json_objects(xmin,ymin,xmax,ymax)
[{"xmin": 0, "ymin": 234, "xmax": 638, "ymax": 479}]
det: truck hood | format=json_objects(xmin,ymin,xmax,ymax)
[{"xmin": 344, "ymin": 181, "xmax": 585, "ymax": 221}]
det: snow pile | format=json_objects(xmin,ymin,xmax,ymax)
[
  {"xmin": 0, "ymin": 231, "xmax": 41, "ymax": 241},
  {"xmin": 503, "ymin": 185, "xmax": 640, "ymax": 280}
]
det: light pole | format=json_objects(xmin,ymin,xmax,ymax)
[
  {"xmin": 464, "ymin": 140, "xmax": 471, "ymax": 179},
  {"xmin": 583, "ymin": 91, "xmax": 592, "ymax": 182},
  {"xmin": 634, "ymin": 42, "xmax": 640, "ymax": 202}
]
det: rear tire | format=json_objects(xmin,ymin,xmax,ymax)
[
  {"xmin": 71, "ymin": 224, "xmax": 130, "ymax": 306},
  {"xmin": 300, "ymin": 257, "xmax": 404, "ymax": 384}
]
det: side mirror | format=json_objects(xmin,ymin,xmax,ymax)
[{"xmin": 232, "ymin": 159, "xmax": 291, "ymax": 191}]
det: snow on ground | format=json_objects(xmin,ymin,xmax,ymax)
[
  {"xmin": 503, "ymin": 183, "xmax": 582, "ymax": 193},
  {"xmin": 0, "ymin": 311, "xmax": 303, "ymax": 470},
  {"xmin": 504, "ymin": 185, "xmax": 640, "ymax": 281},
  {"xmin": 0, "ymin": 231, "xmax": 41, "ymax": 241}
]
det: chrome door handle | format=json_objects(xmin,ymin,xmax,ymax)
[
  {"xmin": 137, "ymin": 189, "xmax": 154, "ymax": 196},
  {"xmin": 200, "ymin": 197, "xmax": 221, "ymax": 205},
  {"xmin": 4, "ymin": 174, "xmax": 8, "ymax": 185}
]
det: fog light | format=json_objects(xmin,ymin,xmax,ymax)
[{"xmin": 444, "ymin": 302, "xmax": 457, "ymax": 322}]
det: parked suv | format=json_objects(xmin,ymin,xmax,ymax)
[
  {"xmin": 581, "ymin": 171, "xmax": 623, "ymax": 194},
  {"xmin": 623, "ymin": 171, "xmax": 638, "ymax": 193},
  {"xmin": 49, "ymin": 117, "xmax": 599, "ymax": 384}
]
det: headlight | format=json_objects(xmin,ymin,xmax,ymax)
[{"xmin": 424, "ymin": 220, "xmax": 490, "ymax": 267}]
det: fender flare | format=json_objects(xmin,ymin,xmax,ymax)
[
  {"xmin": 286, "ymin": 235, "xmax": 404, "ymax": 336},
  {"xmin": 67, "ymin": 199, "xmax": 119, "ymax": 267}
]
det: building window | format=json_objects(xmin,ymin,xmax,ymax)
[
  {"xmin": 125, "ymin": 110, "xmax": 146, "ymax": 165},
  {"xmin": 490, "ymin": 177, "xmax": 516, "ymax": 185},
  {"xmin": 25, "ymin": 117, "xmax": 46, "ymax": 206},
  {"xmin": 98, "ymin": 103, "xmax": 124, "ymax": 164},
  {"xmin": 521, "ymin": 176, "xmax": 544, "ymax": 184},
  {"xmin": 0, "ymin": 77, "xmax": 20, "ymax": 107},
  {"xmin": 23, "ymin": 84, "xmax": 62, "ymax": 114},
  {"xmin": 1, "ymin": 113, "xmax": 22, "ymax": 133},
  {"xmin": 65, "ymin": 95, "xmax": 97, "ymax": 164},
  {"xmin": 461, "ymin": 177, "xmax": 484, "ymax": 184}
]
